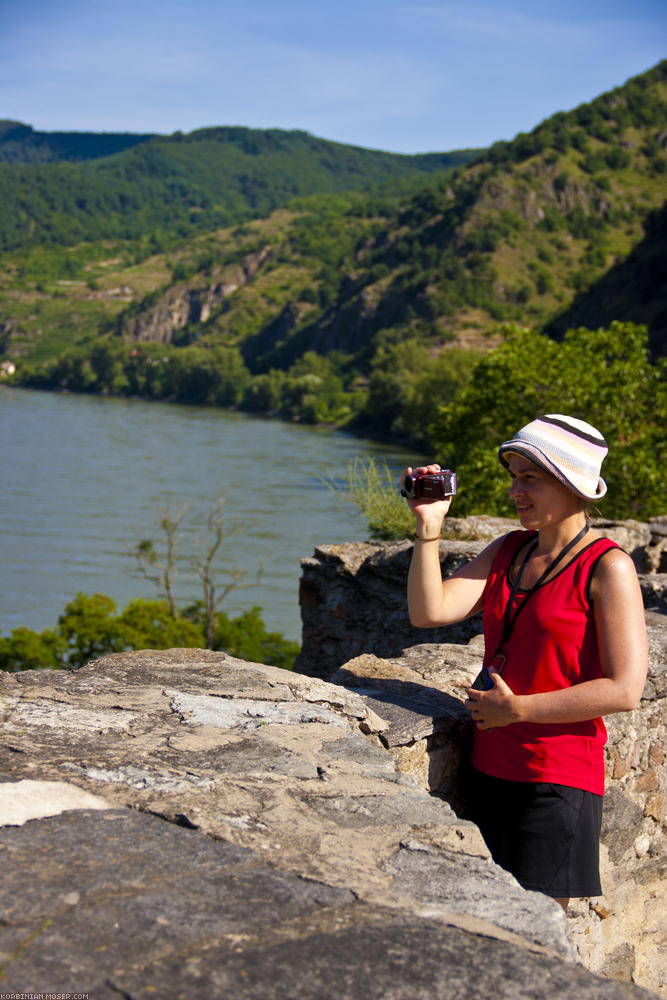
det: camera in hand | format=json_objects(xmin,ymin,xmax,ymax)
[
  {"xmin": 401, "ymin": 469, "xmax": 457, "ymax": 501},
  {"xmin": 470, "ymin": 667, "xmax": 493, "ymax": 691}
]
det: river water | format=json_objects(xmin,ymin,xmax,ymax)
[{"xmin": 1, "ymin": 387, "xmax": 418, "ymax": 642}]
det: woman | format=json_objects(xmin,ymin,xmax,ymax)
[{"xmin": 404, "ymin": 414, "xmax": 647, "ymax": 910}]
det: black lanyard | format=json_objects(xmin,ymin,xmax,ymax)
[{"xmin": 496, "ymin": 523, "xmax": 590, "ymax": 656}]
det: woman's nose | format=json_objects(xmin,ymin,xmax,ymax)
[{"xmin": 509, "ymin": 478, "xmax": 523, "ymax": 496}]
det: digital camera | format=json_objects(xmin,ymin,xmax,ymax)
[{"xmin": 401, "ymin": 469, "xmax": 457, "ymax": 501}]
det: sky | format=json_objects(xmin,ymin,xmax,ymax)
[{"xmin": 1, "ymin": 0, "xmax": 665, "ymax": 154}]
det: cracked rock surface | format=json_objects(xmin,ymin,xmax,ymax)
[{"xmin": 0, "ymin": 649, "xmax": 659, "ymax": 998}]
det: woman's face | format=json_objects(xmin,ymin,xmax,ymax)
[{"xmin": 506, "ymin": 454, "xmax": 582, "ymax": 528}]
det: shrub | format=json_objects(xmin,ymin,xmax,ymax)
[
  {"xmin": 0, "ymin": 595, "xmax": 298, "ymax": 672},
  {"xmin": 327, "ymin": 457, "xmax": 415, "ymax": 540}
]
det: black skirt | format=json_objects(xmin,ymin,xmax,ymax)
[{"xmin": 466, "ymin": 767, "xmax": 603, "ymax": 898}]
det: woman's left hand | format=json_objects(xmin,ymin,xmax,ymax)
[{"xmin": 465, "ymin": 669, "xmax": 520, "ymax": 729}]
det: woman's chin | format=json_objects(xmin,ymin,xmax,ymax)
[{"xmin": 516, "ymin": 507, "xmax": 537, "ymax": 526}]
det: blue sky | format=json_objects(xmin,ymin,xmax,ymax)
[{"xmin": 1, "ymin": 0, "xmax": 665, "ymax": 153}]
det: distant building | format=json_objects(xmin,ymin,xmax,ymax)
[{"xmin": 0, "ymin": 361, "xmax": 16, "ymax": 377}]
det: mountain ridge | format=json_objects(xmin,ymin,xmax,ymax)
[
  {"xmin": 0, "ymin": 123, "xmax": 482, "ymax": 253},
  {"xmin": 0, "ymin": 119, "xmax": 157, "ymax": 164},
  {"xmin": 0, "ymin": 118, "xmax": 479, "ymax": 167}
]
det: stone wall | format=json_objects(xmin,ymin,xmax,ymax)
[
  {"xmin": 296, "ymin": 516, "xmax": 667, "ymax": 679},
  {"xmin": 0, "ymin": 516, "xmax": 664, "ymax": 996},
  {"xmin": 296, "ymin": 516, "xmax": 667, "ymax": 994}
]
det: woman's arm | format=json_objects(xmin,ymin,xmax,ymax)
[
  {"xmin": 408, "ymin": 534, "xmax": 503, "ymax": 627},
  {"xmin": 402, "ymin": 464, "xmax": 504, "ymax": 627},
  {"xmin": 466, "ymin": 548, "xmax": 648, "ymax": 728}
]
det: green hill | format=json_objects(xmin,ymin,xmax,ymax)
[
  {"xmin": 264, "ymin": 59, "xmax": 666, "ymax": 372},
  {"xmin": 544, "ymin": 201, "xmax": 667, "ymax": 355},
  {"xmin": 0, "ymin": 124, "xmax": 480, "ymax": 252},
  {"xmin": 0, "ymin": 120, "xmax": 156, "ymax": 164},
  {"xmin": 1, "ymin": 62, "xmax": 665, "ymax": 489},
  {"xmin": 116, "ymin": 58, "xmax": 663, "ymax": 383}
]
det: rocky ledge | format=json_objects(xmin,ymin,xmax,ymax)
[
  {"xmin": 0, "ymin": 649, "xmax": 662, "ymax": 999},
  {"xmin": 296, "ymin": 516, "xmax": 667, "ymax": 678}
]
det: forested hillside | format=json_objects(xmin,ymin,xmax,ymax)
[
  {"xmin": 0, "ymin": 124, "xmax": 479, "ymax": 252},
  {"xmin": 0, "ymin": 120, "xmax": 156, "ymax": 164},
  {"xmin": 2, "ymin": 62, "xmax": 665, "ymax": 519},
  {"xmin": 278, "ymin": 57, "xmax": 666, "ymax": 367}
]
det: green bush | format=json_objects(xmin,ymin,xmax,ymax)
[
  {"xmin": 429, "ymin": 322, "xmax": 666, "ymax": 520},
  {"xmin": 0, "ymin": 594, "xmax": 299, "ymax": 672},
  {"xmin": 0, "ymin": 626, "xmax": 64, "ymax": 671},
  {"xmin": 212, "ymin": 606, "xmax": 299, "ymax": 670}
]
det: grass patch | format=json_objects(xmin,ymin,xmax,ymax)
[{"xmin": 325, "ymin": 457, "xmax": 415, "ymax": 540}]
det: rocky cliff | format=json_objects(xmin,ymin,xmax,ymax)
[
  {"xmin": 0, "ymin": 650, "xmax": 660, "ymax": 998},
  {"xmin": 121, "ymin": 245, "xmax": 273, "ymax": 344}
]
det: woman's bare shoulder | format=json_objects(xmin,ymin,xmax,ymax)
[{"xmin": 589, "ymin": 542, "xmax": 641, "ymax": 597}]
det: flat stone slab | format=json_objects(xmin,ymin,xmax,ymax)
[
  {"xmin": 0, "ymin": 810, "xmax": 656, "ymax": 1000},
  {"xmin": 0, "ymin": 809, "xmax": 353, "ymax": 993},
  {"xmin": 104, "ymin": 917, "xmax": 656, "ymax": 1000},
  {"xmin": 167, "ymin": 690, "xmax": 350, "ymax": 729}
]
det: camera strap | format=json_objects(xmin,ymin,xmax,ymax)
[{"xmin": 494, "ymin": 523, "xmax": 590, "ymax": 664}]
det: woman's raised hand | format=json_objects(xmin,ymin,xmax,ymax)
[{"xmin": 401, "ymin": 464, "xmax": 453, "ymax": 537}]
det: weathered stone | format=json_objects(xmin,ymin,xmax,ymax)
[
  {"xmin": 296, "ymin": 539, "xmax": 487, "ymax": 678},
  {"xmin": 326, "ymin": 631, "xmax": 666, "ymax": 994},
  {"xmin": 1, "ymin": 650, "xmax": 658, "ymax": 999},
  {"xmin": 0, "ymin": 808, "xmax": 354, "ymax": 994},
  {"xmin": 295, "ymin": 524, "xmax": 667, "ymax": 995},
  {"xmin": 601, "ymin": 786, "xmax": 646, "ymax": 864},
  {"xmin": 0, "ymin": 778, "xmax": 111, "ymax": 826},
  {"xmin": 296, "ymin": 519, "xmax": 667, "ymax": 679},
  {"xmin": 2, "ymin": 512, "xmax": 665, "ymax": 997},
  {"xmin": 602, "ymin": 944, "xmax": 638, "ymax": 983},
  {"xmin": 592, "ymin": 519, "xmax": 652, "ymax": 570},
  {"xmin": 642, "ymin": 577, "xmax": 667, "ymax": 615}
]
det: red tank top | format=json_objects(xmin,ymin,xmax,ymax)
[{"xmin": 471, "ymin": 529, "xmax": 618, "ymax": 795}]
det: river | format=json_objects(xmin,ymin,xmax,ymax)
[{"xmin": 1, "ymin": 387, "xmax": 418, "ymax": 642}]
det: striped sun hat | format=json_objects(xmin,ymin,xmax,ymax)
[{"xmin": 498, "ymin": 414, "xmax": 608, "ymax": 500}]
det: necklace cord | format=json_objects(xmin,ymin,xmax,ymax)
[{"xmin": 497, "ymin": 523, "xmax": 590, "ymax": 655}]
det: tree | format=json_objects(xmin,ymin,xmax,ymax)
[
  {"xmin": 196, "ymin": 498, "xmax": 262, "ymax": 648},
  {"xmin": 242, "ymin": 370, "xmax": 285, "ymax": 412},
  {"xmin": 394, "ymin": 347, "xmax": 480, "ymax": 449},
  {"xmin": 429, "ymin": 323, "xmax": 666, "ymax": 520},
  {"xmin": 0, "ymin": 626, "xmax": 64, "ymax": 672},
  {"xmin": 363, "ymin": 339, "xmax": 431, "ymax": 437},
  {"xmin": 133, "ymin": 505, "xmax": 187, "ymax": 618},
  {"xmin": 57, "ymin": 593, "xmax": 126, "ymax": 667},
  {"xmin": 115, "ymin": 599, "xmax": 204, "ymax": 652},
  {"xmin": 132, "ymin": 498, "xmax": 263, "ymax": 649},
  {"xmin": 211, "ymin": 607, "xmax": 299, "ymax": 670},
  {"xmin": 89, "ymin": 340, "xmax": 129, "ymax": 394},
  {"xmin": 0, "ymin": 594, "xmax": 297, "ymax": 672}
]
